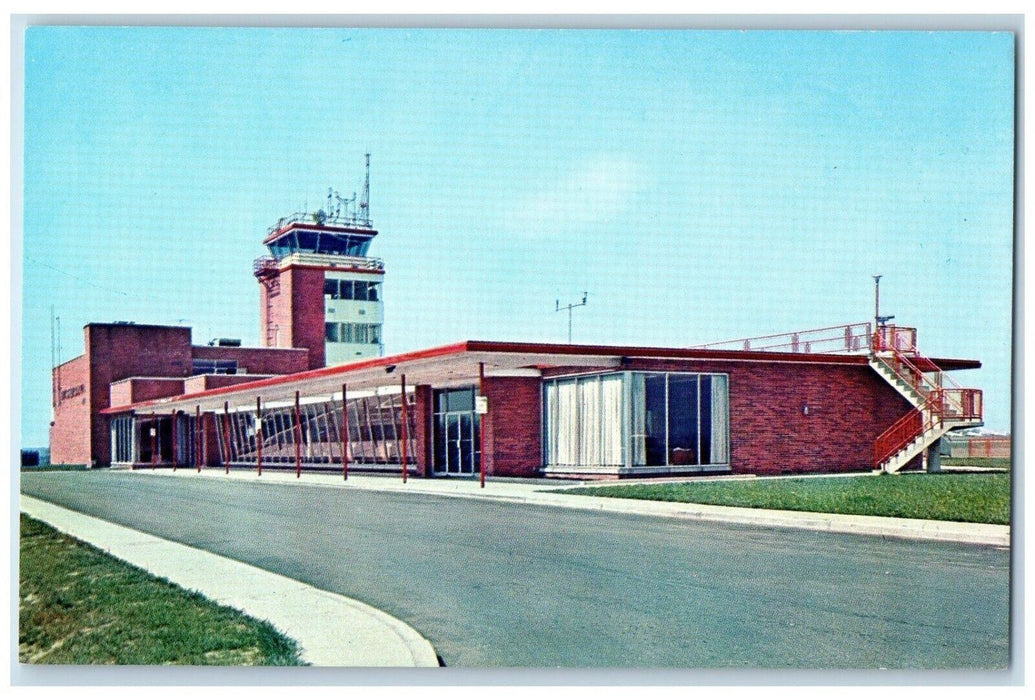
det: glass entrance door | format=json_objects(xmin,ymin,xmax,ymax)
[
  {"xmin": 444, "ymin": 412, "xmax": 477, "ymax": 474},
  {"xmin": 433, "ymin": 388, "xmax": 480, "ymax": 475}
]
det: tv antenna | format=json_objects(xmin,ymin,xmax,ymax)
[{"xmin": 556, "ymin": 292, "xmax": 588, "ymax": 344}]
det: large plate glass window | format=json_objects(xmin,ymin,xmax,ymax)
[
  {"xmin": 545, "ymin": 371, "xmax": 729, "ymax": 469},
  {"xmin": 629, "ymin": 372, "xmax": 729, "ymax": 467},
  {"xmin": 542, "ymin": 374, "xmax": 625, "ymax": 468}
]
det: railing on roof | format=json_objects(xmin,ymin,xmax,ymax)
[
  {"xmin": 252, "ymin": 252, "xmax": 385, "ymax": 277},
  {"xmin": 253, "ymin": 256, "xmax": 278, "ymax": 277},
  {"xmin": 871, "ymin": 325, "xmax": 983, "ymax": 423},
  {"xmin": 692, "ymin": 322, "xmax": 873, "ymax": 354},
  {"xmin": 285, "ymin": 251, "xmax": 383, "ymax": 271},
  {"xmin": 873, "ymin": 325, "xmax": 917, "ymax": 354},
  {"xmin": 267, "ymin": 211, "xmax": 373, "ymax": 236}
]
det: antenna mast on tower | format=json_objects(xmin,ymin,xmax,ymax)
[{"xmin": 359, "ymin": 152, "xmax": 371, "ymax": 225}]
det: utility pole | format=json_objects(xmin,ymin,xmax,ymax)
[{"xmin": 556, "ymin": 292, "xmax": 588, "ymax": 344}]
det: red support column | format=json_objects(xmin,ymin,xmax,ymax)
[
  {"xmin": 256, "ymin": 396, "xmax": 263, "ymax": 477},
  {"xmin": 223, "ymin": 402, "xmax": 231, "ymax": 474},
  {"xmin": 151, "ymin": 412, "xmax": 157, "ymax": 470},
  {"xmin": 195, "ymin": 406, "xmax": 202, "ymax": 472},
  {"xmin": 400, "ymin": 375, "xmax": 409, "ymax": 483},
  {"xmin": 171, "ymin": 411, "xmax": 177, "ymax": 471},
  {"xmin": 294, "ymin": 391, "xmax": 303, "ymax": 479},
  {"xmin": 341, "ymin": 383, "xmax": 349, "ymax": 481},
  {"xmin": 479, "ymin": 362, "xmax": 486, "ymax": 488}
]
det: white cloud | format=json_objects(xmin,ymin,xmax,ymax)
[{"xmin": 505, "ymin": 155, "xmax": 644, "ymax": 236}]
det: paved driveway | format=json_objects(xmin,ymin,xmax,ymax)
[{"xmin": 20, "ymin": 471, "xmax": 1010, "ymax": 668}]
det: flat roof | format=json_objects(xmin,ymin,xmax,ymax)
[
  {"xmin": 86, "ymin": 322, "xmax": 190, "ymax": 330},
  {"xmin": 102, "ymin": 339, "xmax": 981, "ymax": 415}
]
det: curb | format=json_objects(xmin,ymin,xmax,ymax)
[
  {"xmin": 520, "ymin": 493, "xmax": 1012, "ymax": 547},
  {"xmin": 128, "ymin": 469, "xmax": 1010, "ymax": 547},
  {"xmin": 351, "ymin": 486, "xmax": 1011, "ymax": 547},
  {"xmin": 19, "ymin": 495, "xmax": 440, "ymax": 668}
]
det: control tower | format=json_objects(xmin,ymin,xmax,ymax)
[{"xmin": 254, "ymin": 155, "xmax": 385, "ymax": 369}]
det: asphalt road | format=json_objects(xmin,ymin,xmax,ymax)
[{"xmin": 21, "ymin": 471, "xmax": 1010, "ymax": 669}]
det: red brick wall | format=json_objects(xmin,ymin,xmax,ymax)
[
  {"xmin": 182, "ymin": 374, "xmax": 275, "ymax": 395},
  {"xmin": 620, "ymin": 358, "xmax": 914, "ymax": 474},
  {"xmin": 191, "ymin": 345, "xmax": 309, "ymax": 375},
  {"xmin": 413, "ymin": 385, "xmax": 434, "ymax": 477},
  {"xmin": 258, "ymin": 274, "xmax": 279, "ymax": 348},
  {"xmin": 416, "ymin": 363, "xmax": 910, "ymax": 477},
  {"xmin": 84, "ymin": 325, "xmax": 193, "ymax": 467},
  {"xmin": 261, "ymin": 269, "xmax": 292, "ymax": 350},
  {"xmin": 49, "ymin": 355, "xmax": 92, "ymax": 465},
  {"xmin": 50, "ymin": 324, "xmax": 194, "ymax": 466},
  {"xmin": 260, "ymin": 267, "xmax": 326, "ymax": 369},
  {"xmin": 482, "ymin": 376, "xmax": 541, "ymax": 477},
  {"xmin": 290, "ymin": 268, "xmax": 327, "ymax": 369},
  {"xmin": 202, "ymin": 412, "xmax": 222, "ymax": 467},
  {"xmin": 109, "ymin": 378, "xmax": 187, "ymax": 407}
]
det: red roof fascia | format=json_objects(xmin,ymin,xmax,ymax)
[{"xmin": 102, "ymin": 341, "xmax": 473, "ymax": 414}]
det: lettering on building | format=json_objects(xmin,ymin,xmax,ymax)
[{"xmin": 59, "ymin": 384, "xmax": 85, "ymax": 401}]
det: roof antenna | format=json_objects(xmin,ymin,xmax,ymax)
[
  {"xmin": 359, "ymin": 152, "xmax": 371, "ymax": 225},
  {"xmin": 555, "ymin": 292, "xmax": 589, "ymax": 344}
]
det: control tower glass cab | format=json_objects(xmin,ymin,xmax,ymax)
[
  {"xmin": 263, "ymin": 223, "xmax": 376, "ymax": 260},
  {"xmin": 255, "ymin": 209, "xmax": 385, "ymax": 369}
]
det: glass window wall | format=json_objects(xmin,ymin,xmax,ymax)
[
  {"xmin": 544, "ymin": 371, "xmax": 729, "ymax": 469},
  {"xmin": 325, "ymin": 323, "xmax": 383, "ymax": 345},
  {"xmin": 323, "ymin": 279, "xmax": 382, "ymax": 301}
]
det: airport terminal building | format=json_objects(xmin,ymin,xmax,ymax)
[{"xmin": 49, "ymin": 176, "xmax": 984, "ymax": 479}]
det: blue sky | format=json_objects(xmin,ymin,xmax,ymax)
[{"xmin": 18, "ymin": 27, "xmax": 1015, "ymax": 446}]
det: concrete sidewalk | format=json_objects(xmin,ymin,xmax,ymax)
[
  {"xmin": 19, "ymin": 495, "xmax": 440, "ymax": 668},
  {"xmin": 134, "ymin": 467, "xmax": 1010, "ymax": 547}
]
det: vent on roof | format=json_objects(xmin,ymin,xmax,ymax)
[{"xmin": 208, "ymin": 338, "xmax": 242, "ymax": 347}]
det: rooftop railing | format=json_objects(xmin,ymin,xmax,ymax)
[
  {"xmin": 253, "ymin": 252, "xmax": 385, "ymax": 277},
  {"xmin": 267, "ymin": 211, "xmax": 373, "ymax": 236},
  {"xmin": 692, "ymin": 322, "xmax": 873, "ymax": 355}
]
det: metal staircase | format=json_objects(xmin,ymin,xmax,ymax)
[{"xmin": 869, "ymin": 326, "xmax": 983, "ymax": 473}]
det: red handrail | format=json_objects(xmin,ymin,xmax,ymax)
[
  {"xmin": 874, "ymin": 401, "xmax": 939, "ymax": 468},
  {"xmin": 871, "ymin": 325, "xmax": 983, "ymax": 469},
  {"xmin": 871, "ymin": 326, "xmax": 982, "ymax": 422}
]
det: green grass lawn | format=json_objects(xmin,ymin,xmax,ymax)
[
  {"xmin": 560, "ymin": 472, "xmax": 1010, "ymax": 525},
  {"xmin": 19, "ymin": 514, "xmax": 304, "ymax": 665},
  {"xmin": 940, "ymin": 457, "xmax": 1011, "ymax": 469}
]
